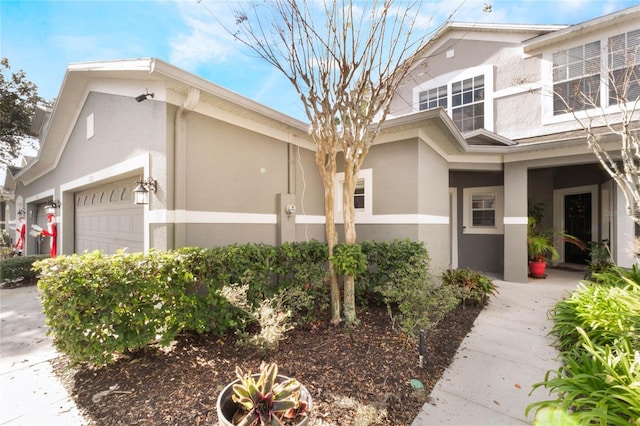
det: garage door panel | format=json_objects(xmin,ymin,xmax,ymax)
[{"xmin": 75, "ymin": 178, "xmax": 144, "ymax": 255}]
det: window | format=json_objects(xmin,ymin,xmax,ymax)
[
  {"xmin": 608, "ymin": 29, "xmax": 640, "ymax": 105},
  {"xmin": 354, "ymin": 179, "xmax": 365, "ymax": 209},
  {"xmin": 463, "ymin": 186, "xmax": 504, "ymax": 234},
  {"xmin": 334, "ymin": 169, "xmax": 372, "ymax": 220},
  {"xmin": 419, "ymin": 85, "xmax": 447, "ymax": 111},
  {"xmin": 471, "ymin": 192, "xmax": 495, "ymax": 227},
  {"xmin": 417, "ymin": 74, "xmax": 486, "ymax": 132},
  {"xmin": 552, "ymin": 41, "xmax": 601, "ymax": 114},
  {"xmin": 452, "ymin": 75, "xmax": 485, "ymax": 132}
]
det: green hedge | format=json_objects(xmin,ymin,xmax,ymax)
[
  {"xmin": 34, "ymin": 240, "xmax": 466, "ymax": 366},
  {"xmin": 0, "ymin": 255, "xmax": 47, "ymax": 282},
  {"xmin": 35, "ymin": 250, "xmax": 234, "ymax": 366}
]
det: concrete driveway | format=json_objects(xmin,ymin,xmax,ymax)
[{"xmin": 0, "ymin": 284, "xmax": 86, "ymax": 425}]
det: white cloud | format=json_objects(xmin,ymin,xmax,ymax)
[{"xmin": 169, "ymin": 1, "xmax": 240, "ymax": 70}]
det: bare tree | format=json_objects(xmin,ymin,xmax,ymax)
[
  {"xmin": 555, "ymin": 37, "xmax": 640, "ymax": 224},
  {"xmin": 228, "ymin": 0, "xmax": 433, "ymax": 326}
]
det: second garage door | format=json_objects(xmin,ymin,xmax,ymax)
[{"xmin": 75, "ymin": 177, "xmax": 144, "ymax": 254}]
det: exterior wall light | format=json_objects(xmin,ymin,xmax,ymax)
[
  {"xmin": 133, "ymin": 176, "xmax": 157, "ymax": 205},
  {"xmin": 135, "ymin": 90, "xmax": 154, "ymax": 102},
  {"xmin": 44, "ymin": 200, "xmax": 61, "ymax": 214}
]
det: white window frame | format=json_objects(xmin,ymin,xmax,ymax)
[
  {"xmin": 462, "ymin": 186, "xmax": 504, "ymax": 235},
  {"xmin": 334, "ymin": 168, "xmax": 372, "ymax": 222},
  {"xmin": 413, "ymin": 64, "xmax": 494, "ymax": 132},
  {"xmin": 542, "ymin": 22, "xmax": 640, "ymax": 125}
]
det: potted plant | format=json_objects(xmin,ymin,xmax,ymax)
[
  {"xmin": 216, "ymin": 363, "xmax": 312, "ymax": 426},
  {"xmin": 527, "ymin": 216, "xmax": 586, "ymax": 278}
]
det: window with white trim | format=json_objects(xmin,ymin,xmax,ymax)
[
  {"xmin": 552, "ymin": 41, "xmax": 601, "ymax": 115},
  {"xmin": 417, "ymin": 67, "xmax": 491, "ymax": 132},
  {"xmin": 608, "ymin": 29, "xmax": 640, "ymax": 105},
  {"xmin": 463, "ymin": 186, "xmax": 504, "ymax": 234},
  {"xmin": 451, "ymin": 75, "xmax": 485, "ymax": 132},
  {"xmin": 419, "ymin": 85, "xmax": 448, "ymax": 111},
  {"xmin": 334, "ymin": 168, "xmax": 372, "ymax": 220}
]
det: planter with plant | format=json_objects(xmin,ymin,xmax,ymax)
[
  {"xmin": 527, "ymin": 216, "xmax": 586, "ymax": 278},
  {"xmin": 216, "ymin": 363, "xmax": 312, "ymax": 426}
]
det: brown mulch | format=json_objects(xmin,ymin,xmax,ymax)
[{"xmin": 51, "ymin": 303, "xmax": 483, "ymax": 426}]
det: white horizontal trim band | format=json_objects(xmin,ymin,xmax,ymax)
[
  {"xmin": 504, "ymin": 216, "xmax": 529, "ymax": 225},
  {"xmin": 148, "ymin": 210, "xmax": 277, "ymax": 224},
  {"xmin": 336, "ymin": 214, "xmax": 449, "ymax": 225},
  {"xmin": 148, "ymin": 210, "xmax": 449, "ymax": 226}
]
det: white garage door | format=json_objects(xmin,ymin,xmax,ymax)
[{"xmin": 75, "ymin": 177, "xmax": 144, "ymax": 254}]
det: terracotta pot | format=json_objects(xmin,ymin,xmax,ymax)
[
  {"xmin": 216, "ymin": 375, "xmax": 313, "ymax": 426},
  {"xmin": 528, "ymin": 260, "xmax": 547, "ymax": 277}
]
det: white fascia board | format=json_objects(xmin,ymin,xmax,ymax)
[{"xmin": 523, "ymin": 5, "xmax": 640, "ymax": 54}]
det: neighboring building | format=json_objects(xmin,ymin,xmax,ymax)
[{"xmin": 4, "ymin": 5, "xmax": 639, "ymax": 283}]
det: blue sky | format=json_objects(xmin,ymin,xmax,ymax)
[{"xmin": 1, "ymin": 0, "xmax": 640, "ymax": 124}]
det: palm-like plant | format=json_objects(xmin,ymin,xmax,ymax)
[{"xmin": 527, "ymin": 217, "xmax": 585, "ymax": 263}]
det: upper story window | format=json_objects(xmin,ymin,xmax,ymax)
[
  {"xmin": 418, "ymin": 76, "xmax": 486, "ymax": 132},
  {"xmin": 608, "ymin": 29, "xmax": 640, "ymax": 105},
  {"xmin": 416, "ymin": 66, "xmax": 492, "ymax": 132},
  {"xmin": 451, "ymin": 75, "xmax": 485, "ymax": 132},
  {"xmin": 419, "ymin": 85, "xmax": 448, "ymax": 110},
  {"xmin": 552, "ymin": 41, "xmax": 601, "ymax": 115}
]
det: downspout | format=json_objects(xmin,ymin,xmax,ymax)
[{"xmin": 173, "ymin": 87, "xmax": 200, "ymax": 249}]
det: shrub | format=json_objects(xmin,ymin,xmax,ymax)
[
  {"xmin": 363, "ymin": 240, "xmax": 459, "ymax": 337},
  {"xmin": 440, "ymin": 268, "xmax": 498, "ymax": 307},
  {"xmin": 0, "ymin": 254, "xmax": 46, "ymax": 283},
  {"xmin": 34, "ymin": 250, "xmax": 236, "ymax": 366},
  {"xmin": 527, "ymin": 272, "xmax": 640, "ymax": 424},
  {"xmin": 358, "ymin": 239, "xmax": 430, "ymax": 306}
]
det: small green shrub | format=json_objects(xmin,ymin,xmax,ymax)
[
  {"xmin": 330, "ymin": 243, "xmax": 368, "ymax": 277},
  {"xmin": 0, "ymin": 254, "xmax": 46, "ymax": 282},
  {"xmin": 441, "ymin": 268, "xmax": 498, "ymax": 307},
  {"xmin": 367, "ymin": 240, "xmax": 459, "ymax": 337}
]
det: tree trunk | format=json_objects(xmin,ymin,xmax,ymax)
[
  {"xmin": 342, "ymin": 161, "xmax": 359, "ymax": 327},
  {"xmin": 316, "ymin": 148, "xmax": 341, "ymax": 324}
]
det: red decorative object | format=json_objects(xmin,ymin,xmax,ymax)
[
  {"xmin": 40, "ymin": 213, "xmax": 58, "ymax": 258},
  {"xmin": 528, "ymin": 260, "xmax": 546, "ymax": 278}
]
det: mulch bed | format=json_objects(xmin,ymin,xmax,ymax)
[{"xmin": 49, "ymin": 302, "xmax": 483, "ymax": 426}]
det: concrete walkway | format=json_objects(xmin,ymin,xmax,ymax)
[
  {"xmin": 412, "ymin": 268, "xmax": 583, "ymax": 425},
  {"xmin": 0, "ymin": 284, "xmax": 86, "ymax": 425}
]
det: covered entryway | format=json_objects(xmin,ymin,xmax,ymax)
[
  {"xmin": 74, "ymin": 177, "xmax": 143, "ymax": 254},
  {"xmin": 553, "ymin": 184, "xmax": 599, "ymax": 265}
]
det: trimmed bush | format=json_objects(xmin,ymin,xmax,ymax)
[
  {"xmin": 0, "ymin": 255, "xmax": 47, "ymax": 283},
  {"xmin": 359, "ymin": 240, "xmax": 460, "ymax": 336},
  {"xmin": 34, "ymin": 249, "xmax": 235, "ymax": 366},
  {"xmin": 34, "ymin": 239, "xmax": 458, "ymax": 365}
]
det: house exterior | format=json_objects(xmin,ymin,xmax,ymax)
[{"xmin": 3, "ymin": 5, "xmax": 639, "ymax": 283}]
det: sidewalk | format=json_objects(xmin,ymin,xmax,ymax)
[
  {"xmin": 412, "ymin": 268, "xmax": 582, "ymax": 425},
  {"xmin": 0, "ymin": 284, "xmax": 86, "ymax": 425}
]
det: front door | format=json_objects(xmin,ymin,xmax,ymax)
[{"xmin": 564, "ymin": 192, "xmax": 592, "ymax": 264}]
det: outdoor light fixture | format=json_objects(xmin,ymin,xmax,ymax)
[
  {"xmin": 135, "ymin": 90, "xmax": 154, "ymax": 102},
  {"xmin": 44, "ymin": 200, "xmax": 61, "ymax": 214},
  {"xmin": 133, "ymin": 176, "xmax": 157, "ymax": 205}
]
